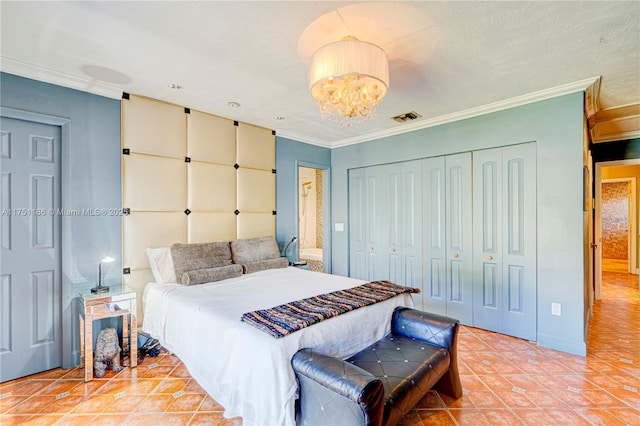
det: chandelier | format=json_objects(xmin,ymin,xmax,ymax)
[{"xmin": 309, "ymin": 36, "xmax": 389, "ymax": 126}]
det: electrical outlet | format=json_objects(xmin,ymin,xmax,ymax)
[{"xmin": 551, "ymin": 303, "xmax": 562, "ymax": 316}]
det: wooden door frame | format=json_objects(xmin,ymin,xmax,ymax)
[{"xmin": 595, "ymin": 160, "xmax": 640, "ymax": 300}]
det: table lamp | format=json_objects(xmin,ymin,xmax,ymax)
[{"xmin": 91, "ymin": 256, "xmax": 115, "ymax": 294}]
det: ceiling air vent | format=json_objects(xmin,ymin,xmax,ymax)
[{"xmin": 391, "ymin": 111, "xmax": 422, "ymax": 123}]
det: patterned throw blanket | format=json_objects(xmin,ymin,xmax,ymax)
[{"xmin": 241, "ymin": 280, "xmax": 420, "ymax": 338}]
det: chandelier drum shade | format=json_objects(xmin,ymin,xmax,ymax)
[{"xmin": 309, "ymin": 36, "xmax": 389, "ymax": 125}]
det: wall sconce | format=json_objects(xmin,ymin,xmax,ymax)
[{"xmin": 91, "ymin": 256, "xmax": 115, "ymax": 294}]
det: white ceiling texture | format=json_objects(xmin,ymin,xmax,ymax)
[{"xmin": 1, "ymin": 1, "xmax": 639, "ymax": 148}]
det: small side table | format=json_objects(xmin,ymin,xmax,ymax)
[{"xmin": 79, "ymin": 288, "xmax": 137, "ymax": 381}]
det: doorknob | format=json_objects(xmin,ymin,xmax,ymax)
[
  {"xmin": 487, "ymin": 256, "xmax": 493, "ymax": 260},
  {"xmin": 453, "ymin": 253, "xmax": 459, "ymax": 259}
]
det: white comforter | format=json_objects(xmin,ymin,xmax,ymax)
[{"xmin": 142, "ymin": 267, "xmax": 415, "ymax": 425}]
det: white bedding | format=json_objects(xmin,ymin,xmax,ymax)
[{"xmin": 142, "ymin": 267, "xmax": 415, "ymax": 425}]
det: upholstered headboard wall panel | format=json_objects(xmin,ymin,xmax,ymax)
[{"xmin": 121, "ymin": 95, "xmax": 275, "ymax": 322}]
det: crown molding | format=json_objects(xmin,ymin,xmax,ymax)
[
  {"xmin": 1, "ymin": 57, "xmax": 600, "ymax": 149},
  {"xmin": 330, "ymin": 76, "xmax": 602, "ymax": 149},
  {"xmin": 1, "ymin": 56, "xmax": 123, "ymax": 100},
  {"xmin": 274, "ymin": 129, "xmax": 333, "ymax": 148}
]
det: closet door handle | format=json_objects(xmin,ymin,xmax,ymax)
[
  {"xmin": 488, "ymin": 255, "xmax": 493, "ymax": 261},
  {"xmin": 453, "ymin": 253, "xmax": 459, "ymax": 259}
]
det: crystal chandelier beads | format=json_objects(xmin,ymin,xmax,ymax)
[{"xmin": 309, "ymin": 37, "xmax": 389, "ymax": 126}]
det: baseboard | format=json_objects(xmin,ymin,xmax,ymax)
[{"xmin": 537, "ymin": 333, "xmax": 587, "ymax": 357}]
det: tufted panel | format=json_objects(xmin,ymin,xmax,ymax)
[
  {"xmin": 187, "ymin": 110, "xmax": 235, "ymax": 164},
  {"xmin": 123, "ymin": 155, "xmax": 187, "ymax": 211},
  {"xmin": 237, "ymin": 168, "xmax": 276, "ymax": 212},
  {"xmin": 122, "ymin": 95, "xmax": 186, "ymax": 158},
  {"xmin": 188, "ymin": 213, "xmax": 237, "ymax": 243},
  {"xmin": 237, "ymin": 213, "xmax": 276, "ymax": 239},
  {"xmin": 188, "ymin": 162, "xmax": 236, "ymax": 211},
  {"xmin": 236, "ymin": 122, "xmax": 275, "ymax": 170},
  {"xmin": 122, "ymin": 95, "xmax": 276, "ymax": 326}
]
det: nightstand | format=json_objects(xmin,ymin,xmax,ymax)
[{"xmin": 79, "ymin": 288, "xmax": 137, "ymax": 381}]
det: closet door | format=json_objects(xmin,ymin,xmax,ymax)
[
  {"xmin": 401, "ymin": 161, "xmax": 422, "ymax": 289},
  {"xmin": 473, "ymin": 148, "xmax": 503, "ymax": 330},
  {"xmin": 422, "ymin": 157, "xmax": 447, "ymax": 313},
  {"xmin": 501, "ymin": 143, "xmax": 536, "ymax": 341},
  {"xmin": 422, "ymin": 153, "xmax": 472, "ymax": 322},
  {"xmin": 383, "ymin": 164, "xmax": 402, "ymax": 283},
  {"xmin": 349, "ymin": 168, "xmax": 366, "ymax": 280},
  {"xmin": 472, "ymin": 143, "xmax": 536, "ymax": 341},
  {"xmin": 445, "ymin": 153, "xmax": 473, "ymax": 325},
  {"xmin": 365, "ymin": 164, "xmax": 388, "ymax": 281}
]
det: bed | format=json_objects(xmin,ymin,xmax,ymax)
[{"xmin": 142, "ymin": 266, "xmax": 416, "ymax": 425}]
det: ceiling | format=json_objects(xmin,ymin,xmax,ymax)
[{"xmin": 1, "ymin": 1, "xmax": 639, "ymax": 148}]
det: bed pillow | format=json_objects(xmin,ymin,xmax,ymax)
[
  {"xmin": 146, "ymin": 247, "xmax": 177, "ymax": 283},
  {"xmin": 230, "ymin": 236, "xmax": 281, "ymax": 265},
  {"xmin": 171, "ymin": 241, "xmax": 233, "ymax": 281},
  {"xmin": 181, "ymin": 264, "xmax": 243, "ymax": 286},
  {"xmin": 242, "ymin": 257, "xmax": 289, "ymax": 274}
]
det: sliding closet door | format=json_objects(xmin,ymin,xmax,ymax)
[
  {"xmin": 422, "ymin": 153, "xmax": 472, "ymax": 323},
  {"xmin": 473, "ymin": 148, "xmax": 503, "ymax": 330},
  {"xmin": 365, "ymin": 165, "xmax": 389, "ymax": 280},
  {"xmin": 350, "ymin": 161, "xmax": 421, "ymax": 287},
  {"xmin": 349, "ymin": 168, "xmax": 366, "ymax": 280},
  {"xmin": 422, "ymin": 157, "xmax": 447, "ymax": 313},
  {"xmin": 445, "ymin": 153, "xmax": 473, "ymax": 325},
  {"xmin": 501, "ymin": 143, "xmax": 536, "ymax": 341},
  {"xmin": 383, "ymin": 164, "xmax": 402, "ymax": 283},
  {"xmin": 472, "ymin": 143, "xmax": 536, "ymax": 341},
  {"xmin": 401, "ymin": 161, "xmax": 422, "ymax": 289}
]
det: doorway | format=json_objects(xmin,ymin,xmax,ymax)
[
  {"xmin": 297, "ymin": 164, "xmax": 330, "ymax": 272},
  {"xmin": 601, "ymin": 178, "xmax": 635, "ymax": 273},
  {"xmin": 595, "ymin": 160, "xmax": 640, "ymax": 300}
]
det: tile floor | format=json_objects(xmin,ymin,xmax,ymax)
[{"xmin": 1, "ymin": 271, "xmax": 638, "ymax": 425}]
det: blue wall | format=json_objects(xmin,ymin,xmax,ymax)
[
  {"xmin": 1, "ymin": 72, "xmax": 122, "ymax": 368},
  {"xmin": 275, "ymin": 137, "xmax": 331, "ymax": 261},
  {"xmin": 330, "ymin": 93, "xmax": 586, "ymax": 355}
]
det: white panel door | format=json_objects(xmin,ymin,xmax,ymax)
[
  {"xmin": 365, "ymin": 165, "xmax": 388, "ymax": 281},
  {"xmin": 384, "ymin": 164, "xmax": 402, "ymax": 283},
  {"xmin": 472, "ymin": 143, "xmax": 537, "ymax": 341},
  {"xmin": 445, "ymin": 153, "xmax": 473, "ymax": 325},
  {"xmin": 401, "ymin": 161, "xmax": 422, "ymax": 290},
  {"xmin": 1, "ymin": 117, "xmax": 61, "ymax": 382},
  {"xmin": 348, "ymin": 168, "xmax": 366, "ymax": 280},
  {"xmin": 422, "ymin": 157, "xmax": 447, "ymax": 313},
  {"xmin": 473, "ymin": 148, "xmax": 503, "ymax": 330},
  {"xmin": 501, "ymin": 143, "xmax": 537, "ymax": 341}
]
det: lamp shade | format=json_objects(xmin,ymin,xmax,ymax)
[{"xmin": 309, "ymin": 37, "xmax": 389, "ymax": 125}]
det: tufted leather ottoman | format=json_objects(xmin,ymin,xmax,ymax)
[{"xmin": 292, "ymin": 307, "xmax": 462, "ymax": 426}]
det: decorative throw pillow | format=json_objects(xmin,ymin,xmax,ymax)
[
  {"xmin": 230, "ymin": 236, "xmax": 281, "ymax": 265},
  {"xmin": 181, "ymin": 264, "xmax": 243, "ymax": 286},
  {"xmin": 146, "ymin": 247, "xmax": 177, "ymax": 283},
  {"xmin": 242, "ymin": 257, "xmax": 289, "ymax": 274},
  {"xmin": 171, "ymin": 241, "xmax": 233, "ymax": 281}
]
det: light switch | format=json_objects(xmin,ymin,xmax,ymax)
[{"xmin": 335, "ymin": 222, "xmax": 344, "ymax": 232}]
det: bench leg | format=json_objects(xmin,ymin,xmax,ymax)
[{"xmin": 433, "ymin": 363, "xmax": 463, "ymax": 399}]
